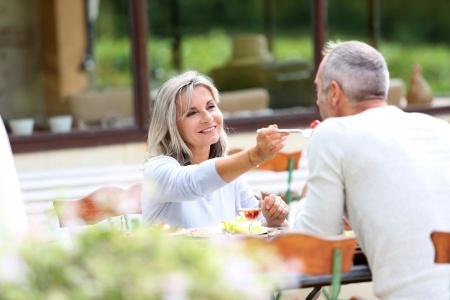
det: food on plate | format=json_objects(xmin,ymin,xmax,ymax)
[
  {"xmin": 154, "ymin": 222, "xmax": 187, "ymax": 235},
  {"xmin": 221, "ymin": 215, "xmax": 266, "ymax": 234},
  {"xmin": 186, "ymin": 228, "xmax": 222, "ymax": 237}
]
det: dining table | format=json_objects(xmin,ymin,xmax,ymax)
[
  {"xmin": 179, "ymin": 226, "xmax": 372, "ymax": 292},
  {"xmin": 254, "ymin": 229, "xmax": 373, "ymax": 300}
]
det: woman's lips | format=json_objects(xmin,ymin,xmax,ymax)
[{"xmin": 199, "ymin": 126, "xmax": 217, "ymax": 133}]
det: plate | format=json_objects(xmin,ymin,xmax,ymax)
[
  {"xmin": 266, "ymin": 227, "xmax": 294, "ymax": 237},
  {"xmin": 184, "ymin": 226, "xmax": 269, "ymax": 237},
  {"xmin": 185, "ymin": 227, "xmax": 223, "ymax": 238},
  {"xmin": 250, "ymin": 226, "xmax": 268, "ymax": 235},
  {"xmin": 224, "ymin": 226, "xmax": 269, "ymax": 236}
]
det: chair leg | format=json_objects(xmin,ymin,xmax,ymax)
[
  {"xmin": 322, "ymin": 248, "xmax": 343, "ymax": 300},
  {"xmin": 305, "ymin": 286, "xmax": 322, "ymax": 300}
]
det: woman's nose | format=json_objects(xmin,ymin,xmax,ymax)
[{"xmin": 200, "ymin": 111, "xmax": 213, "ymax": 123}]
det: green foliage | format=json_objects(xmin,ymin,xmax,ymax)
[
  {"xmin": 95, "ymin": 32, "xmax": 449, "ymax": 95},
  {"xmin": 119, "ymin": 0, "xmax": 450, "ymax": 43},
  {"xmin": 380, "ymin": 42, "xmax": 450, "ymax": 94},
  {"xmin": 95, "ymin": 38, "xmax": 132, "ymax": 88},
  {"xmin": 95, "ymin": 1, "xmax": 450, "ymax": 93},
  {"xmin": 0, "ymin": 227, "xmax": 282, "ymax": 300}
]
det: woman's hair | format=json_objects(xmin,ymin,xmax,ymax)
[
  {"xmin": 320, "ymin": 40, "xmax": 390, "ymax": 102},
  {"xmin": 146, "ymin": 70, "xmax": 230, "ymax": 165}
]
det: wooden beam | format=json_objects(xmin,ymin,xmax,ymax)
[
  {"xmin": 262, "ymin": 0, "xmax": 275, "ymax": 53},
  {"xmin": 39, "ymin": 0, "xmax": 88, "ymax": 116},
  {"xmin": 129, "ymin": 0, "xmax": 150, "ymax": 130},
  {"xmin": 170, "ymin": 0, "xmax": 182, "ymax": 72},
  {"xmin": 311, "ymin": 0, "xmax": 327, "ymax": 74},
  {"xmin": 367, "ymin": 0, "xmax": 380, "ymax": 49}
]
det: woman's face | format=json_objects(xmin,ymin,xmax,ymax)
[{"xmin": 176, "ymin": 85, "xmax": 223, "ymax": 154}]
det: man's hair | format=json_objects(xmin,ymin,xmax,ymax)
[
  {"xmin": 146, "ymin": 70, "xmax": 230, "ymax": 165},
  {"xmin": 320, "ymin": 40, "xmax": 390, "ymax": 102}
]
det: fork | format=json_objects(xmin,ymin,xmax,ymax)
[{"xmin": 256, "ymin": 128, "xmax": 313, "ymax": 137}]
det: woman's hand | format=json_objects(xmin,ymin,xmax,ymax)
[
  {"xmin": 250, "ymin": 125, "xmax": 289, "ymax": 165},
  {"xmin": 215, "ymin": 124, "xmax": 288, "ymax": 183},
  {"xmin": 261, "ymin": 194, "xmax": 289, "ymax": 227}
]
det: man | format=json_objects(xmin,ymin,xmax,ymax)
[{"xmin": 294, "ymin": 41, "xmax": 450, "ymax": 299}]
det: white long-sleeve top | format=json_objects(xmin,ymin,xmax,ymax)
[
  {"xmin": 295, "ymin": 106, "xmax": 450, "ymax": 299},
  {"xmin": 141, "ymin": 155, "xmax": 262, "ymax": 229}
]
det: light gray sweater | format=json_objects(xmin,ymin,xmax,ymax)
[
  {"xmin": 295, "ymin": 106, "xmax": 450, "ymax": 299},
  {"xmin": 141, "ymin": 156, "xmax": 262, "ymax": 229}
]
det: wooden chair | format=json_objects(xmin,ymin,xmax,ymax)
[
  {"xmin": 269, "ymin": 232, "xmax": 357, "ymax": 300},
  {"xmin": 431, "ymin": 231, "xmax": 450, "ymax": 263},
  {"xmin": 229, "ymin": 148, "xmax": 302, "ymax": 203},
  {"xmin": 229, "ymin": 148, "xmax": 302, "ymax": 172},
  {"xmin": 53, "ymin": 183, "xmax": 142, "ymax": 228}
]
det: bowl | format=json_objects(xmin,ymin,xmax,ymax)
[
  {"xmin": 48, "ymin": 115, "xmax": 73, "ymax": 133},
  {"xmin": 8, "ymin": 118, "xmax": 34, "ymax": 135}
]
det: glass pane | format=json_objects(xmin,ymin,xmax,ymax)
[
  {"xmin": 69, "ymin": 0, "xmax": 135, "ymax": 130},
  {"xmin": 0, "ymin": 1, "xmax": 135, "ymax": 136},
  {"xmin": 147, "ymin": 0, "xmax": 316, "ymax": 119},
  {"xmin": 327, "ymin": 0, "xmax": 450, "ymax": 107},
  {"xmin": 147, "ymin": 0, "xmax": 450, "ymax": 123},
  {"xmin": 0, "ymin": 1, "xmax": 42, "ymax": 135}
]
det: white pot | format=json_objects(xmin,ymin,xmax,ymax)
[
  {"xmin": 8, "ymin": 118, "xmax": 34, "ymax": 135},
  {"xmin": 49, "ymin": 115, "xmax": 73, "ymax": 133}
]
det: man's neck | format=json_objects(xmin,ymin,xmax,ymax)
[{"xmin": 350, "ymin": 99, "xmax": 387, "ymax": 115}]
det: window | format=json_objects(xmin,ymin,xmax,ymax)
[
  {"xmin": 5, "ymin": 0, "xmax": 450, "ymax": 153},
  {"xmin": 6, "ymin": 0, "xmax": 149, "ymax": 153}
]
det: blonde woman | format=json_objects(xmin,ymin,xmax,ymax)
[{"xmin": 142, "ymin": 70, "xmax": 289, "ymax": 229}]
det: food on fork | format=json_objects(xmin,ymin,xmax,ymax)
[
  {"xmin": 154, "ymin": 221, "xmax": 187, "ymax": 235},
  {"xmin": 310, "ymin": 119, "xmax": 321, "ymax": 129}
]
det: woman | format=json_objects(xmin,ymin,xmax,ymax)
[{"xmin": 142, "ymin": 70, "xmax": 289, "ymax": 229}]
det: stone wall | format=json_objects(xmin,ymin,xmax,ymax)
[{"xmin": 0, "ymin": 0, "xmax": 43, "ymax": 121}]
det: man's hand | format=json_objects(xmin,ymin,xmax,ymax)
[{"xmin": 261, "ymin": 194, "xmax": 289, "ymax": 227}]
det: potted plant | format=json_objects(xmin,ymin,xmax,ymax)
[{"xmin": 0, "ymin": 226, "xmax": 284, "ymax": 299}]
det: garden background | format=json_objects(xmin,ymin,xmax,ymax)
[{"xmin": 93, "ymin": 0, "xmax": 449, "ymax": 96}]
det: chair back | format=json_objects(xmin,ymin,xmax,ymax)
[
  {"xmin": 53, "ymin": 183, "xmax": 142, "ymax": 227},
  {"xmin": 431, "ymin": 231, "xmax": 450, "ymax": 263},
  {"xmin": 229, "ymin": 148, "xmax": 302, "ymax": 202},
  {"xmin": 245, "ymin": 232, "xmax": 357, "ymax": 300},
  {"xmin": 229, "ymin": 148, "xmax": 302, "ymax": 172},
  {"xmin": 270, "ymin": 232, "xmax": 357, "ymax": 275}
]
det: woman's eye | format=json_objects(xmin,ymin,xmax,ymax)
[
  {"xmin": 207, "ymin": 104, "xmax": 216, "ymax": 110},
  {"xmin": 187, "ymin": 111, "xmax": 196, "ymax": 117}
]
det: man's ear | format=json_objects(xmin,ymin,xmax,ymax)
[{"xmin": 329, "ymin": 80, "xmax": 343, "ymax": 106}]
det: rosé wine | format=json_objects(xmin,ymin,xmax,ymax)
[{"xmin": 239, "ymin": 208, "xmax": 261, "ymax": 221}]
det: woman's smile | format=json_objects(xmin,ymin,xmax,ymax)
[{"xmin": 198, "ymin": 126, "xmax": 217, "ymax": 134}]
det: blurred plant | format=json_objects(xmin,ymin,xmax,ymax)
[
  {"xmin": 0, "ymin": 226, "xmax": 284, "ymax": 300},
  {"xmin": 96, "ymin": 32, "xmax": 450, "ymax": 95}
]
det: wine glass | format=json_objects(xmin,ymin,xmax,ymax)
[{"xmin": 238, "ymin": 192, "xmax": 262, "ymax": 234}]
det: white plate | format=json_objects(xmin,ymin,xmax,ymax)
[
  {"xmin": 185, "ymin": 226, "xmax": 269, "ymax": 237},
  {"xmin": 248, "ymin": 226, "xmax": 268, "ymax": 235},
  {"xmin": 186, "ymin": 227, "xmax": 223, "ymax": 238},
  {"xmin": 223, "ymin": 226, "xmax": 269, "ymax": 236}
]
